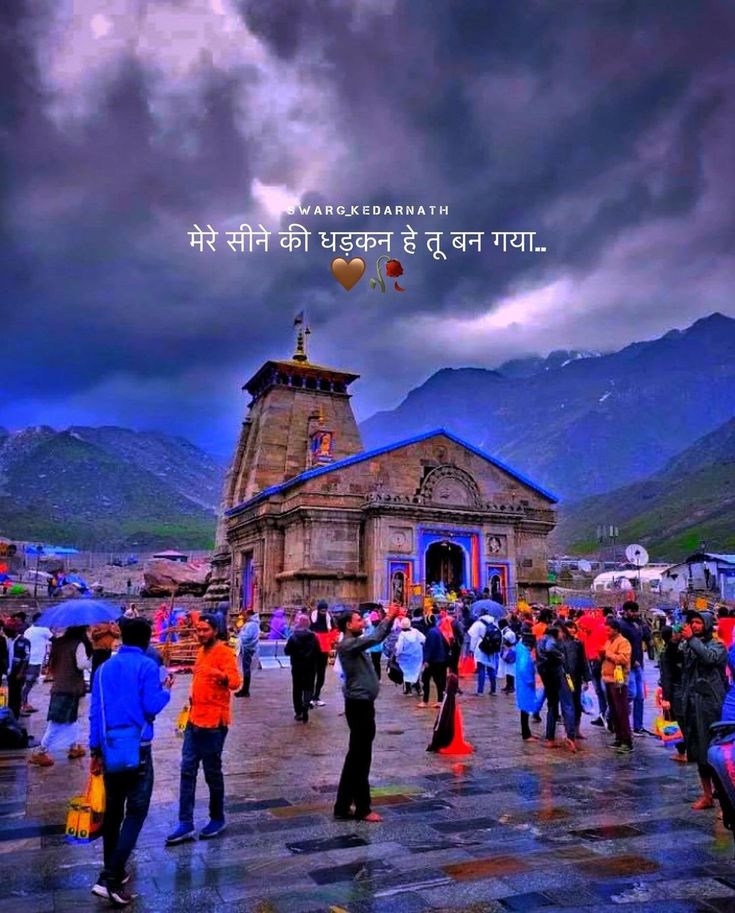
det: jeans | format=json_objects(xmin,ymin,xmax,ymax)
[
  {"xmin": 102, "ymin": 746, "xmax": 154, "ymax": 884},
  {"xmin": 543, "ymin": 675, "xmax": 576, "ymax": 741},
  {"xmin": 422, "ymin": 662, "xmax": 447, "ymax": 703},
  {"xmin": 21, "ymin": 665, "xmax": 41, "ymax": 706},
  {"xmin": 627, "ymin": 665, "xmax": 644, "ymax": 730},
  {"xmin": 291, "ymin": 666, "xmax": 316, "ymax": 716},
  {"xmin": 178, "ymin": 724, "xmax": 228, "ymax": 825},
  {"xmin": 589, "ymin": 659, "xmax": 607, "ymax": 719},
  {"xmin": 606, "ymin": 682, "xmax": 632, "ymax": 747},
  {"xmin": 314, "ymin": 652, "xmax": 328, "ymax": 701},
  {"xmin": 477, "ymin": 663, "xmax": 496, "ymax": 694},
  {"xmin": 335, "ymin": 699, "xmax": 376, "ymax": 819}
]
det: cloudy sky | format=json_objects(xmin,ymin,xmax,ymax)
[{"xmin": 2, "ymin": 0, "xmax": 733, "ymax": 458}]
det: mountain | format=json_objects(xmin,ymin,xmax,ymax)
[
  {"xmin": 0, "ymin": 426, "xmax": 223, "ymax": 549},
  {"xmin": 553, "ymin": 416, "xmax": 735, "ymax": 560},
  {"xmin": 360, "ymin": 313, "xmax": 735, "ymax": 499}
]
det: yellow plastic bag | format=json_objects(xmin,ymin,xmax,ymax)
[
  {"xmin": 66, "ymin": 796, "xmax": 92, "ymax": 842},
  {"xmin": 87, "ymin": 773, "xmax": 106, "ymax": 814},
  {"xmin": 613, "ymin": 664, "xmax": 625, "ymax": 685},
  {"xmin": 176, "ymin": 704, "xmax": 190, "ymax": 735}
]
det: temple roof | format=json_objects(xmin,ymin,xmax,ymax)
[
  {"xmin": 226, "ymin": 427, "xmax": 559, "ymax": 517},
  {"xmin": 243, "ymin": 359, "xmax": 360, "ymax": 395}
]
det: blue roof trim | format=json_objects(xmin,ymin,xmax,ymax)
[{"xmin": 225, "ymin": 427, "xmax": 559, "ymax": 517}]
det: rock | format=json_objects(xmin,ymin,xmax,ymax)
[{"xmin": 142, "ymin": 558, "xmax": 211, "ymax": 597}]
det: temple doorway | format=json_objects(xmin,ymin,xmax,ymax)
[{"xmin": 425, "ymin": 541, "xmax": 466, "ymax": 590}]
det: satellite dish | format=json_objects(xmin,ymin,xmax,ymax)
[
  {"xmin": 625, "ymin": 544, "xmax": 649, "ymax": 567},
  {"xmin": 616, "ymin": 577, "xmax": 632, "ymax": 591},
  {"xmin": 578, "ymin": 559, "xmax": 592, "ymax": 573}
]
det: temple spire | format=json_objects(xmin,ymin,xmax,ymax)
[{"xmin": 292, "ymin": 311, "xmax": 310, "ymax": 362}]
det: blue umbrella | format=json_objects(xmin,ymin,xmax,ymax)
[
  {"xmin": 470, "ymin": 599, "xmax": 506, "ymax": 620},
  {"xmin": 37, "ymin": 599, "xmax": 121, "ymax": 629}
]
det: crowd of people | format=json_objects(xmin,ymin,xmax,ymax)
[{"xmin": 2, "ymin": 595, "xmax": 735, "ymax": 907}]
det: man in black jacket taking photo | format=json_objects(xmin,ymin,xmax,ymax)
[{"xmin": 334, "ymin": 604, "xmax": 399, "ymax": 823}]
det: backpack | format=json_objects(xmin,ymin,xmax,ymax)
[{"xmin": 479, "ymin": 620, "xmax": 502, "ymax": 655}]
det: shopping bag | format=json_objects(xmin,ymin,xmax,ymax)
[
  {"xmin": 654, "ymin": 714, "xmax": 683, "ymax": 744},
  {"xmin": 86, "ymin": 772, "xmax": 106, "ymax": 814},
  {"xmin": 0, "ymin": 686, "xmax": 7, "ymax": 709},
  {"xmin": 613, "ymin": 665, "xmax": 625, "ymax": 685},
  {"xmin": 65, "ymin": 794, "xmax": 102, "ymax": 843},
  {"xmin": 581, "ymin": 690, "xmax": 595, "ymax": 715}
]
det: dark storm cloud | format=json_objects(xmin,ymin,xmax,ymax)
[{"xmin": 2, "ymin": 0, "xmax": 734, "ymax": 453}]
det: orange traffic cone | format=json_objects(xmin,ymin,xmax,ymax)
[
  {"xmin": 439, "ymin": 704, "xmax": 474, "ymax": 756},
  {"xmin": 458, "ymin": 654, "xmax": 476, "ymax": 676}
]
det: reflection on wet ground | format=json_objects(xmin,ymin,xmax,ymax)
[{"xmin": 2, "ymin": 665, "xmax": 735, "ymax": 912}]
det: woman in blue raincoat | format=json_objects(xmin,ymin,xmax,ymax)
[{"xmin": 516, "ymin": 624, "xmax": 539, "ymax": 742}]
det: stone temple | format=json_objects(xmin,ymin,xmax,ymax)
[{"xmin": 208, "ymin": 327, "xmax": 557, "ymax": 611}]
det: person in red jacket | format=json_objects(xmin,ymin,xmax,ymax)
[
  {"xmin": 578, "ymin": 608, "xmax": 613, "ymax": 729},
  {"xmin": 310, "ymin": 601, "xmax": 337, "ymax": 706}
]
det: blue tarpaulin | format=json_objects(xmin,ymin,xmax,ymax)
[{"xmin": 24, "ymin": 544, "xmax": 79, "ymax": 555}]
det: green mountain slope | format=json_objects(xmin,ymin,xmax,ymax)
[
  {"xmin": 0, "ymin": 428, "xmax": 220, "ymax": 549},
  {"xmin": 554, "ymin": 417, "xmax": 735, "ymax": 560}
]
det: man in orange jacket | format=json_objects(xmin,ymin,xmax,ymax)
[{"xmin": 166, "ymin": 614, "xmax": 241, "ymax": 845}]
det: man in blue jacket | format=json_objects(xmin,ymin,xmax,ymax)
[{"xmin": 89, "ymin": 618, "xmax": 173, "ymax": 906}]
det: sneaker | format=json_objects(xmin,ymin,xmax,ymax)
[
  {"xmin": 633, "ymin": 729, "xmax": 647, "ymax": 737},
  {"xmin": 314, "ymin": 700, "xmax": 325, "ymax": 707},
  {"xmin": 616, "ymin": 744, "xmax": 634, "ymax": 754},
  {"xmin": 23, "ymin": 704, "xmax": 38, "ymax": 713},
  {"xmin": 68, "ymin": 745, "xmax": 86, "ymax": 760},
  {"xmin": 199, "ymin": 819, "xmax": 226, "ymax": 839},
  {"xmin": 609, "ymin": 741, "xmax": 622, "ymax": 749},
  {"xmin": 333, "ymin": 810, "xmax": 354, "ymax": 820},
  {"xmin": 28, "ymin": 751, "xmax": 54, "ymax": 767},
  {"xmin": 91, "ymin": 882, "xmax": 137, "ymax": 906},
  {"xmin": 590, "ymin": 716, "xmax": 605, "ymax": 727},
  {"xmin": 165, "ymin": 823, "xmax": 196, "ymax": 845}
]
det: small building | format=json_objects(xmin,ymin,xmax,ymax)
[
  {"xmin": 661, "ymin": 553, "xmax": 735, "ymax": 602},
  {"xmin": 152, "ymin": 550, "xmax": 189, "ymax": 563},
  {"xmin": 208, "ymin": 327, "xmax": 558, "ymax": 610},
  {"xmin": 592, "ymin": 565, "xmax": 671, "ymax": 594}
]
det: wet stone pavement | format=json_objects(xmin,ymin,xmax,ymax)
[{"xmin": 3, "ymin": 665, "xmax": 735, "ymax": 913}]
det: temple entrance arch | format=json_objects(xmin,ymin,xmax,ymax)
[{"xmin": 425, "ymin": 541, "xmax": 466, "ymax": 590}]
